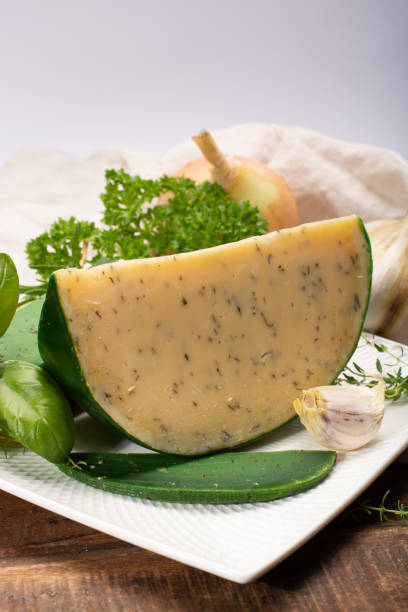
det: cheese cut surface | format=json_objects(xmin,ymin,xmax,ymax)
[{"xmin": 39, "ymin": 216, "xmax": 371, "ymax": 455}]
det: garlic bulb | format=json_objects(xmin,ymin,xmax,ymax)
[
  {"xmin": 293, "ymin": 381, "xmax": 385, "ymax": 451},
  {"xmin": 160, "ymin": 130, "xmax": 299, "ymax": 231},
  {"xmin": 364, "ymin": 214, "xmax": 408, "ymax": 343}
]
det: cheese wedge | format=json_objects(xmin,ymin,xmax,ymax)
[{"xmin": 38, "ymin": 216, "xmax": 371, "ymax": 455}]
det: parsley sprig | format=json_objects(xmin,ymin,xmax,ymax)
[
  {"xmin": 25, "ymin": 217, "xmax": 98, "ymax": 284},
  {"xmin": 95, "ymin": 171, "xmax": 268, "ymax": 260},
  {"xmin": 24, "ymin": 170, "xmax": 268, "ymax": 290}
]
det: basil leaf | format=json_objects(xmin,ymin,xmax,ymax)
[
  {"xmin": 0, "ymin": 360, "xmax": 75, "ymax": 463},
  {"xmin": 0, "ymin": 254, "xmax": 19, "ymax": 337}
]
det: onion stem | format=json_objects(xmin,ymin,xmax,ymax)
[{"xmin": 192, "ymin": 131, "xmax": 237, "ymax": 189}]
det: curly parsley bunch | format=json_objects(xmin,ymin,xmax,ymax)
[{"xmin": 26, "ymin": 169, "xmax": 269, "ymax": 283}]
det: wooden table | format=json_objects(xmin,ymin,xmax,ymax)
[{"xmin": 0, "ymin": 455, "xmax": 407, "ymax": 611}]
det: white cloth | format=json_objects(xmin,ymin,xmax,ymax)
[{"xmin": 1, "ymin": 123, "xmax": 407, "ymax": 284}]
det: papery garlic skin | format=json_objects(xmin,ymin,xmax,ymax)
[
  {"xmin": 293, "ymin": 382, "xmax": 385, "ymax": 451},
  {"xmin": 364, "ymin": 216, "xmax": 408, "ymax": 343}
]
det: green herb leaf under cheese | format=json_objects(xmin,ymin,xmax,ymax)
[{"xmin": 38, "ymin": 216, "xmax": 371, "ymax": 455}]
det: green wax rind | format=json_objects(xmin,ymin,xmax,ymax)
[{"xmin": 57, "ymin": 450, "xmax": 336, "ymax": 504}]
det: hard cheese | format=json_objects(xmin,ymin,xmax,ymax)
[{"xmin": 39, "ymin": 216, "xmax": 371, "ymax": 455}]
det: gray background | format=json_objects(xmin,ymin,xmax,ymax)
[{"xmin": 2, "ymin": 0, "xmax": 407, "ymax": 163}]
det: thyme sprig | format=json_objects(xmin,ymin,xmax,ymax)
[
  {"xmin": 338, "ymin": 490, "xmax": 408, "ymax": 525},
  {"xmin": 359, "ymin": 490, "xmax": 408, "ymax": 523},
  {"xmin": 336, "ymin": 336, "xmax": 408, "ymax": 401}
]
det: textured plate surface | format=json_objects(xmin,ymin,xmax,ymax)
[{"xmin": 0, "ymin": 335, "xmax": 407, "ymax": 583}]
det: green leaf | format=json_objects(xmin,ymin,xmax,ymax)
[
  {"xmin": 0, "ymin": 298, "xmax": 44, "ymax": 366},
  {"xmin": 58, "ymin": 450, "xmax": 336, "ymax": 504},
  {"xmin": 352, "ymin": 361, "xmax": 364, "ymax": 374},
  {"xmin": 25, "ymin": 217, "xmax": 97, "ymax": 283},
  {"xmin": 0, "ymin": 254, "xmax": 19, "ymax": 337},
  {"xmin": 336, "ymin": 337, "xmax": 408, "ymax": 401},
  {"xmin": 0, "ymin": 360, "xmax": 74, "ymax": 463},
  {"xmin": 374, "ymin": 343, "xmax": 386, "ymax": 353},
  {"xmin": 94, "ymin": 171, "xmax": 269, "ymax": 261}
]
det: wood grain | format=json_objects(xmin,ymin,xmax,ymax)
[{"xmin": 0, "ymin": 461, "xmax": 406, "ymax": 612}]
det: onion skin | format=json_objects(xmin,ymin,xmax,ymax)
[
  {"xmin": 159, "ymin": 131, "xmax": 299, "ymax": 232},
  {"xmin": 173, "ymin": 156, "xmax": 298, "ymax": 231}
]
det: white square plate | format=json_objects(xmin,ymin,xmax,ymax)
[{"xmin": 0, "ymin": 335, "xmax": 407, "ymax": 583}]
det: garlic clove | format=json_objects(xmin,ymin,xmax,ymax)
[
  {"xmin": 364, "ymin": 214, "xmax": 408, "ymax": 343},
  {"xmin": 160, "ymin": 130, "xmax": 299, "ymax": 232},
  {"xmin": 293, "ymin": 381, "xmax": 385, "ymax": 451}
]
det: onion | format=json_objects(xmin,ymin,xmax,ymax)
[{"xmin": 161, "ymin": 130, "xmax": 299, "ymax": 231}]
